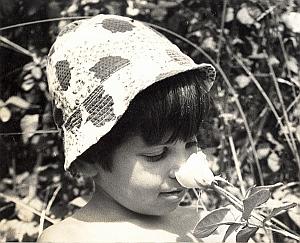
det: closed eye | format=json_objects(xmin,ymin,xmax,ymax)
[
  {"xmin": 143, "ymin": 147, "xmax": 168, "ymax": 162},
  {"xmin": 185, "ymin": 140, "xmax": 198, "ymax": 149}
]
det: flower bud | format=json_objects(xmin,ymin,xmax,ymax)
[{"xmin": 175, "ymin": 151, "xmax": 215, "ymax": 188}]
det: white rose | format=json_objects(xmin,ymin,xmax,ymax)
[
  {"xmin": 282, "ymin": 12, "xmax": 300, "ymax": 33},
  {"xmin": 175, "ymin": 151, "xmax": 215, "ymax": 188}
]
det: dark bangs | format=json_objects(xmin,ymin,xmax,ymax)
[
  {"xmin": 121, "ymin": 69, "xmax": 211, "ymax": 145},
  {"xmin": 75, "ymin": 69, "xmax": 212, "ymax": 172}
]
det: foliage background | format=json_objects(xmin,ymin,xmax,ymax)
[{"xmin": 0, "ymin": 0, "xmax": 299, "ymax": 242}]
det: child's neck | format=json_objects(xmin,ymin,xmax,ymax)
[
  {"xmin": 68, "ymin": 186, "xmax": 200, "ymax": 240},
  {"xmin": 72, "ymin": 185, "xmax": 161, "ymax": 223}
]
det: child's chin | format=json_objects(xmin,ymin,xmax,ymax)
[
  {"xmin": 144, "ymin": 204, "xmax": 179, "ymax": 216},
  {"xmin": 124, "ymin": 200, "xmax": 180, "ymax": 217}
]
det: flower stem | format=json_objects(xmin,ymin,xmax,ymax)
[{"xmin": 211, "ymin": 184, "xmax": 300, "ymax": 241}]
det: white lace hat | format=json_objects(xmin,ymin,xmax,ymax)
[{"xmin": 46, "ymin": 14, "xmax": 216, "ymax": 169}]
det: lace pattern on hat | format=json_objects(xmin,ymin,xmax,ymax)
[
  {"xmin": 102, "ymin": 18, "xmax": 135, "ymax": 33},
  {"xmin": 89, "ymin": 56, "xmax": 130, "ymax": 80},
  {"xmin": 55, "ymin": 60, "xmax": 73, "ymax": 91},
  {"xmin": 83, "ymin": 86, "xmax": 116, "ymax": 127}
]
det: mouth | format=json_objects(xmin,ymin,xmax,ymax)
[{"xmin": 159, "ymin": 188, "xmax": 186, "ymax": 200}]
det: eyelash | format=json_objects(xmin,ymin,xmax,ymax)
[
  {"xmin": 144, "ymin": 140, "xmax": 198, "ymax": 162},
  {"xmin": 144, "ymin": 148, "xmax": 168, "ymax": 162},
  {"xmin": 186, "ymin": 140, "xmax": 198, "ymax": 149}
]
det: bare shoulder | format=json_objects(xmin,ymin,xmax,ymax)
[
  {"xmin": 37, "ymin": 218, "xmax": 80, "ymax": 242},
  {"xmin": 37, "ymin": 216, "xmax": 149, "ymax": 242},
  {"xmin": 38, "ymin": 206, "xmax": 200, "ymax": 242}
]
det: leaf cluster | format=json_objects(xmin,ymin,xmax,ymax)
[{"xmin": 194, "ymin": 183, "xmax": 298, "ymax": 242}]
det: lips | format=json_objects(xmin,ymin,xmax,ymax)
[
  {"xmin": 159, "ymin": 188, "xmax": 186, "ymax": 200},
  {"xmin": 160, "ymin": 186, "xmax": 185, "ymax": 193},
  {"xmin": 161, "ymin": 188, "xmax": 184, "ymax": 194}
]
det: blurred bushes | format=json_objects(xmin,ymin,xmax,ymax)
[{"xmin": 0, "ymin": 0, "xmax": 299, "ymax": 241}]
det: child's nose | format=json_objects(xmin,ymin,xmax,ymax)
[
  {"xmin": 168, "ymin": 167, "xmax": 179, "ymax": 179},
  {"xmin": 168, "ymin": 153, "xmax": 190, "ymax": 179}
]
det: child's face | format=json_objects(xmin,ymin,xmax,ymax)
[{"xmin": 95, "ymin": 133, "xmax": 198, "ymax": 216}]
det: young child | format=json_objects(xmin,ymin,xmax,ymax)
[{"xmin": 39, "ymin": 14, "xmax": 217, "ymax": 242}]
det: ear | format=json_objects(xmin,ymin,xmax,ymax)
[{"xmin": 72, "ymin": 158, "xmax": 98, "ymax": 178}]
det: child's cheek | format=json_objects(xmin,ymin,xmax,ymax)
[{"xmin": 129, "ymin": 160, "xmax": 164, "ymax": 190}]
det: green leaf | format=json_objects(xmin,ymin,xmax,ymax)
[
  {"xmin": 256, "ymin": 143, "xmax": 271, "ymax": 159},
  {"xmin": 159, "ymin": 0, "xmax": 180, "ymax": 8},
  {"xmin": 237, "ymin": 7, "xmax": 255, "ymax": 25},
  {"xmin": 31, "ymin": 66, "xmax": 42, "ymax": 79},
  {"xmin": 246, "ymin": 183, "xmax": 283, "ymax": 198},
  {"xmin": 235, "ymin": 74, "xmax": 251, "ymax": 89},
  {"xmin": 5, "ymin": 96, "xmax": 31, "ymax": 109},
  {"xmin": 242, "ymin": 189, "xmax": 270, "ymax": 220},
  {"xmin": 20, "ymin": 114, "xmax": 39, "ymax": 143},
  {"xmin": 136, "ymin": 2, "xmax": 157, "ymax": 9},
  {"xmin": 267, "ymin": 152, "xmax": 281, "ymax": 172},
  {"xmin": 286, "ymin": 56, "xmax": 299, "ymax": 73},
  {"xmin": 282, "ymin": 12, "xmax": 300, "ymax": 33},
  {"xmin": 222, "ymin": 223, "xmax": 243, "ymax": 242},
  {"xmin": 21, "ymin": 79, "xmax": 35, "ymax": 91},
  {"xmin": 151, "ymin": 8, "xmax": 167, "ymax": 21},
  {"xmin": 193, "ymin": 208, "xmax": 230, "ymax": 238},
  {"xmin": 0, "ymin": 107, "xmax": 11, "ymax": 122},
  {"xmin": 236, "ymin": 226, "xmax": 258, "ymax": 242},
  {"xmin": 225, "ymin": 7, "xmax": 234, "ymax": 22},
  {"xmin": 0, "ymin": 99, "xmax": 5, "ymax": 107},
  {"xmin": 264, "ymin": 202, "xmax": 297, "ymax": 223}
]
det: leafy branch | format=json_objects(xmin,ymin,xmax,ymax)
[{"xmin": 192, "ymin": 181, "xmax": 300, "ymax": 242}]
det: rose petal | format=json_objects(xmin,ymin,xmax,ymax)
[{"xmin": 175, "ymin": 151, "xmax": 215, "ymax": 188}]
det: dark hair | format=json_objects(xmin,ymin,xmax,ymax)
[{"xmin": 72, "ymin": 69, "xmax": 211, "ymax": 173}]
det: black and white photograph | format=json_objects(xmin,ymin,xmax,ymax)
[{"xmin": 0, "ymin": 0, "xmax": 299, "ymax": 242}]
